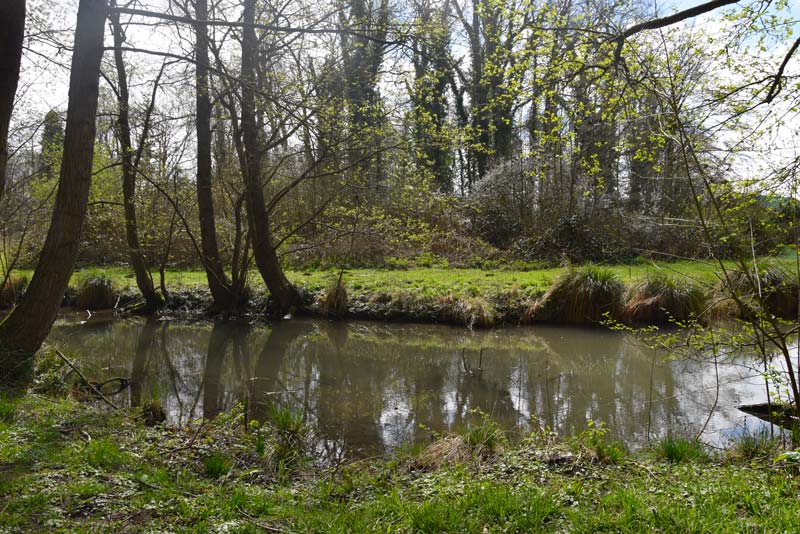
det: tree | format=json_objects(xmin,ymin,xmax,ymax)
[
  {"xmin": 240, "ymin": 0, "xmax": 301, "ymax": 317},
  {"xmin": 193, "ymin": 0, "xmax": 238, "ymax": 312},
  {"xmin": 0, "ymin": 0, "xmax": 26, "ymax": 203},
  {"xmin": 0, "ymin": 0, "xmax": 108, "ymax": 384},
  {"xmin": 109, "ymin": 6, "xmax": 164, "ymax": 311}
]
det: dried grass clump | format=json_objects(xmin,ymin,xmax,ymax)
[
  {"xmin": 319, "ymin": 278, "xmax": 348, "ymax": 318},
  {"xmin": 437, "ymin": 294, "xmax": 495, "ymax": 328},
  {"xmin": 623, "ymin": 274, "xmax": 706, "ymax": 324},
  {"xmin": 0, "ymin": 275, "xmax": 28, "ymax": 309},
  {"xmin": 75, "ymin": 273, "xmax": 117, "ymax": 310},
  {"xmin": 415, "ymin": 435, "xmax": 473, "ymax": 469},
  {"xmin": 711, "ymin": 265, "xmax": 799, "ymax": 319},
  {"xmin": 526, "ymin": 266, "xmax": 623, "ymax": 324}
]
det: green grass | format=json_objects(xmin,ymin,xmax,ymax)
[
  {"xmin": 2, "ymin": 394, "xmax": 800, "ymax": 533},
  {"xmin": 655, "ymin": 435, "xmax": 710, "ymax": 463}
]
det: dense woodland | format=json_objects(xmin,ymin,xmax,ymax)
[{"xmin": 0, "ymin": 0, "xmax": 799, "ymax": 377}]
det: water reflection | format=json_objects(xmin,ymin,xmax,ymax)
[{"xmin": 48, "ymin": 317, "xmax": 772, "ymax": 455}]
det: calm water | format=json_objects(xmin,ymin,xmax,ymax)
[{"xmin": 48, "ymin": 315, "xmax": 772, "ymax": 455}]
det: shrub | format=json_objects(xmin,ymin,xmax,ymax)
[
  {"xmin": 623, "ymin": 274, "xmax": 706, "ymax": 324},
  {"xmin": 655, "ymin": 435, "xmax": 708, "ymax": 463},
  {"xmin": 75, "ymin": 272, "xmax": 117, "ymax": 310},
  {"xmin": 526, "ymin": 266, "xmax": 623, "ymax": 324}
]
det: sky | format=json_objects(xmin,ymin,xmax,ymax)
[{"xmin": 11, "ymin": 0, "xmax": 800, "ymax": 187}]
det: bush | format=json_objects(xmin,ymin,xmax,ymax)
[
  {"xmin": 623, "ymin": 274, "xmax": 706, "ymax": 324},
  {"xmin": 75, "ymin": 272, "xmax": 117, "ymax": 310},
  {"xmin": 526, "ymin": 266, "xmax": 623, "ymax": 324}
]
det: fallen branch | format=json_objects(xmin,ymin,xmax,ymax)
[{"xmin": 54, "ymin": 349, "xmax": 119, "ymax": 410}]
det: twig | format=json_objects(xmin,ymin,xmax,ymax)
[
  {"xmin": 236, "ymin": 506, "xmax": 287, "ymax": 532},
  {"xmin": 54, "ymin": 349, "xmax": 118, "ymax": 410}
]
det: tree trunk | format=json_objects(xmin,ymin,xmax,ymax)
[
  {"xmin": 0, "ymin": 0, "xmax": 107, "ymax": 384},
  {"xmin": 240, "ymin": 0, "xmax": 298, "ymax": 317},
  {"xmin": 110, "ymin": 10, "xmax": 163, "ymax": 311},
  {"xmin": 0, "ymin": 0, "xmax": 26, "ymax": 203},
  {"xmin": 195, "ymin": 0, "xmax": 233, "ymax": 311}
]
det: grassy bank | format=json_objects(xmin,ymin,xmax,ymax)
[
  {"xmin": 5, "ymin": 251, "xmax": 798, "ymax": 327},
  {"xmin": 1, "ymin": 392, "xmax": 799, "ymax": 533}
]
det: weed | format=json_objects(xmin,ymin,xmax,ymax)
[
  {"xmin": 85, "ymin": 438, "xmax": 126, "ymax": 470},
  {"xmin": 655, "ymin": 435, "xmax": 708, "ymax": 463},
  {"xmin": 460, "ymin": 408, "xmax": 506, "ymax": 456},
  {"xmin": 0, "ymin": 395, "xmax": 16, "ymax": 423},
  {"xmin": 261, "ymin": 403, "xmax": 309, "ymax": 479},
  {"xmin": 726, "ymin": 428, "xmax": 780, "ymax": 464},
  {"xmin": 203, "ymin": 452, "xmax": 232, "ymax": 479},
  {"xmin": 577, "ymin": 421, "xmax": 627, "ymax": 464}
]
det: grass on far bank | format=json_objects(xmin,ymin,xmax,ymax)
[
  {"xmin": 1, "ymin": 391, "xmax": 800, "ymax": 533},
  {"xmin": 12, "ymin": 253, "xmax": 768, "ymax": 302}
]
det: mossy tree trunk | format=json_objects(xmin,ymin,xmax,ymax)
[
  {"xmin": 0, "ymin": 0, "xmax": 108, "ymax": 384},
  {"xmin": 110, "ymin": 7, "xmax": 163, "ymax": 312},
  {"xmin": 0, "ymin": 0, "xmax": 26, "ymax": 203}
]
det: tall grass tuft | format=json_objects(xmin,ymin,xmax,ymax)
[
  {"xmin": 319, "ymin": 277, "xmax": 348, "ymax": 318},
  {"xmin": 526, "ymin": 266, "xmax": 623, "ymax": 324},
  {"xmin": 203, "ymin": 452, "xmax": 232, "ymax": 479},
  {"xmin": 623, "ymin": 273, "xmax": 706, "ymax": 324},
  {"xmin": 0, "ymin": 275, "xmax": 27, "ymax": 309},
  {"xmin": 437, "ymin": 294, "xmax": 496, "ymax": 328},
  {"xmin": 712, "ymin": 264, "xmax": 799, "ymax": 319},
  {"xmin": 75, "ymin": 271, "xmax": 117, "ymax": 310},
  {"xmin": 655, "ymin": 435, "xmax": 708, "ymax": 463},
  {"xmin": 725, "ymin": 428, "xmax": 779, "ymax": 464},
  {"xmin": 261, "ymin": 403, "xmax": 309, "ymax": 479}
]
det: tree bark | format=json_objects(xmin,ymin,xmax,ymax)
[
  {"xmin": 195, "ymin": 0, "xmax": 233, "ymax": 311},
  {"xmin": 0, "ymin": 0, "xmax": 108, "ymax": 383},
  {"xmin": 0, "ymin": 0, "xmax": 26, "ymax": 203},
  {"xmin": 240, "ymin": 0, "xmax": 299, "ymax": 317},
  {"xmin": 110, "ymin": 9, "xmax": 163, "ymax": 311}
]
